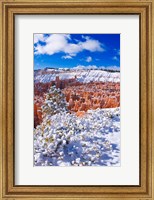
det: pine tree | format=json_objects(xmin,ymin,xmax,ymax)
[{"xmin": 41, "ymin": 85, "xmax": 68, "ymax": 117}]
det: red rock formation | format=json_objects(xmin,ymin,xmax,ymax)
[
  {"xmin": 34, "ymin": 76, "xmax": 120, "ymax": 127},
  {"xmin": 76, "ymin": 111, "xmax": 85, "ymax": 117},
  {"xmin": 63, "ymin": 82, "xmax": 120, "ymax": 113},
  {"xmin": 34, "ymin": 82, "xmax": 53, "ymax": 96},
  {"xmin": 34, "ymin": 96, "xmax": 44, "ymax": 127}
]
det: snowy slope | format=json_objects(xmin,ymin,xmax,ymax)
[
  {"xmin": 34, "ymin": 107, "xmax": 120, "ymax": 166},
  {"xmin": 34, "ymin": 70, "xmax": 120, "ymax": 83}
]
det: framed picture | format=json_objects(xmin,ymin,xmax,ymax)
[{"xmin": 0, "ymin": 0, "xmax": 154, "ymax": 199}]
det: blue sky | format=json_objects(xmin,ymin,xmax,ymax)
[{"xmin": 34, "ymin": 34, "xmax": 120, "ymax": 70}]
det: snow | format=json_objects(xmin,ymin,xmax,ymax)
[
  {"xmin": 34, "ymin": 70, "xmax": 120, "ymax": 83},
  {"xmin": 34, "ymin": 107, "xmax": 120, "ymax": 166}
]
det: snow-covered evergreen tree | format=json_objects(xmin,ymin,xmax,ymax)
[
  {"xmin": 41, "ymin": 85, "xmax": 68, "ymax": 117},
  {"xmin": 34, "ymin": 86, "xmax": 71, "ymax": 165}
]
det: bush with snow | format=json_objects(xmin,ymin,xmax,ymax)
[
  {"xmin": 34, "ymin": 87, "xmax": 120, "ymax": 166},
  {"xmin": 41, "ymin": 85, "xmax": 68, "ymax": 117}
]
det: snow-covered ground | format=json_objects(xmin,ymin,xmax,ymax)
[
  {"xmin": 34, "ymin": 70, "xmax": 120, "ymax": 83},
  {"xmin": 34, "ymin": 107, "xmax": 120, "ymax": 166}
]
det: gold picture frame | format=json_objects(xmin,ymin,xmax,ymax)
[{"xmin": 0, "ymin": 0, "xmax": 154, "ymax": 199}]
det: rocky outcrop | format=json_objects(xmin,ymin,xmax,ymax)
[
  {"xmin": 34, "ymin": 96, "xmax": 44, "ymax": 127},
  {"xmin": 63, "ymin": 82, "xmax": 120, "ymax": 113}
]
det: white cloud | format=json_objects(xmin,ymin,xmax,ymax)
[
  {"xmin": 34, "ymin": 34, "xmax": 104, "ymax": 56},
  {"xmin": 62, "ymin": 55, "xmax": 73, "ymax": 59},
  {"xmin": 80, "ymin": 39, "xmax": 103, "ymax": 52},
  {"xmin": 81, "ymin": 35, "xmax": 90, "ymax": 40},
  {"xmin": 35, "ymin": 34, "xmax": 69, "ymax": 55},
  {"xmin": 64, "ymin": 43, "xmax": 82, "ymax": 55},
  {"xmin": 34, "ymin": 34, "xmax": 46, "ymax": 44},
  {"xmin": 34, "ymin": 44, "xmax": 46, "ymax": 54},
  {"xmin": 112, "ymin": 56, "xmax": 119, "ymax": 61},
  {"xmin": 86, "ymin": 56, "xmax": 92, "ymax": 62}
]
